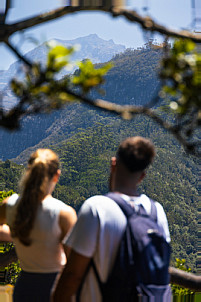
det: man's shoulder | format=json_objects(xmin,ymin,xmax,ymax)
[
  {"xmin": 81, "ymin": 194, "xmax": 127, "ymax": 224},
  {"xmin": 84, "ymin": 194, "xmax": 126, "ymax": 212},
  {"xmin": 85, "ymin": 194, "xmax": 113, "ymax": 205}
]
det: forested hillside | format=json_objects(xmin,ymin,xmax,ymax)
[
  {"xmin": 96, "ymin": 47, "xmax": 161, "ymax": 105},
  {"xmin": 1, "ymin": 43, "xmax": 199, "ymax": 272},
  {"xmin": 1, "ymin": 115, "xmax": 199, "ymax": 271},
  {"xmin": 0, "ymin": 45, "xmax": 161, "ymax": 160},
  {"xmin": 0, "ymin": 160, "xmax": 24, "ymax": 192}
]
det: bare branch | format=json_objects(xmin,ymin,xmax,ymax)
[
  {"xmin": 3, "ymin": 6, "xmax": 201, "ymax": 43},
  {"xmin": 62, "ymin": 88, "xmax": 200, "ymax": 155},
  {"xmin": 1, "ymin": 83, "xmax": 199, "ymax": 155},
  {"xmin": 111, "ymin": 8, "xmax": 201, "ymax": 43},
  {"xmin": 5, "ymin": 40, "xmax": 32, "ymax": 67},
  {"xmin": 169, "ymin": 266, "xmax": 201, "ymax": 292}
]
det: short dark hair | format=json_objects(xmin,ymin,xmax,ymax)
[{"xmin": 116, "ymin": 136, "xmax": 156, "ymax": 172}]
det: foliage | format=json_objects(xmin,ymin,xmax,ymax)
[
  {"xmin": 0, "ymin": 118, "xmax": 199, "ymax": 281},
  {"xmin": 0, "ymin": 190, "xmax": 15, "ymax": 203},
  {"xmin": 44, "ymin": 117, "xmax": 198, "ymax": 270},
  {"xmin": 0, "ymin": 160, "xmax": 24, "ymax": 192},
  {"xmin": 10, "ymin": 44, "xmax": 112, "ymax": 118},
  {"xmin": 72, "ymin": 59, "xmax": 113, "ymax": 94},
  {"xmin": 160, "ymin": 39, "xmax": 201, "ymax": 116},
  {"xmin": 0, "ymin": 190, "xmax": 21, "ymax": 285},
  {"xmin": 100, "ymin": 46, "xmax": 161, "ymax": 106},
  {"xmin": 171, "ymin": 259, "xmax": 195, "ymax": 296},
  {"xmin": 47, "ymin": 44, "xmax": 75, "ymax": 72},
  {"xmin": 5, "ymin": 261, "xmax": 21, "ymax": 285}
]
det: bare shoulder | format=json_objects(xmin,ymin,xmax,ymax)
[
  {"xmin": 60, "ymin": 205, "xmax": 77, "ymax": 222},
  {"xmin": 0, "ymin": 198, "xmax": 9, "ymax": 224},
  {"xmin": 0, "ymin": 224, "xmax": 12, "ymax": 242},
  {"xmin": 59, "ymin": 205, "xmax": 77, "ymax": 240}
]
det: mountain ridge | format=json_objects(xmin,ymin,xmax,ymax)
[
  {"xmin": 0, "ymin": 34, "xmax": 125, "ymax": 109},
  {"xmin": 0, "ymin": 46, "xmax": 161, "ymax": 161}
]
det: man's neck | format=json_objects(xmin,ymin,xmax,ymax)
[{"xmin": 112, "ymin": 186, "xmax": 139, "ymax": 197}]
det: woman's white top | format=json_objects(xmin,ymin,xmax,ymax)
[{"xmin": 6, "ymin": 194, "xmax": 67, "ymax": 273}]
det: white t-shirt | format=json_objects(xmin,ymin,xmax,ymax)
[
  {"xmin": 6, "ymin": 194, "xmax": 68, "ymax": 273},
  {"xmin": 65, "ymin": 193, "xmax": 170, "ymax": 302}
]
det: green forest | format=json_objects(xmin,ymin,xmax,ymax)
[
  {"xmin": 0, "ymin": 114, "xmax": 199, "ymax": 271},
  {"xmin": 0, "ymin": 45, "xmax": 199, "ymax": 280}
]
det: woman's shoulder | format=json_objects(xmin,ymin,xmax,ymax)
[
  {"xmin": 5, "ymin": 194, "xmax": 19, "ymax": 227},
  {"xmin": 43, "ymin": 196, "xmax": 75, "ymax": 214}
]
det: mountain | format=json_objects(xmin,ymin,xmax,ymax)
[
  {"xmin": 26, "ymin": 34, "xmax": 126, "ymax": 65},
  {"xmin": 0, "ymin": 45, "xmax": 161, "ymax": 160},
  {"xmin": 1, "ymin": 34, "xmax": 125, "ymax": 109},
  {"xmin": 94, "ymin": 47, "xmax": 161, "ymax": 106},
  {"xmin": 1, "ymin": 116, "xmax": 199, "ymax": 271},
  {"xmin": 0, "ymin": 41, "xmax": 199, "ymax": 271}
]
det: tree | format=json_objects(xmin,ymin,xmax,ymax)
[
  {"xmin": 0, "ymin": 1, "xmax": 200, "ymax": 290},
  {"xmin": 0, "ymin": 1, "xmax": 200, "ymax": 156}
]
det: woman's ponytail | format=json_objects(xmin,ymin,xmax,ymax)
[{"xmin": 11, "ymin": 149, "xmax": 59, "ymax": 246}]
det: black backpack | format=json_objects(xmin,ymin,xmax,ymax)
[{"xmin": 90, "ymin": 193, "xmax": 172, "ymax": 302}]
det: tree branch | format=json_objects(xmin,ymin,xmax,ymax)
[
  {"xmin": 61, "ymin": 88, "xmax": 200, "ymax": 155},
  {"xmin": 1, "ymin": 6, "xmax": 201, "ymax": 43},
  {"xmin": 5, "ymin": 40, "xmax": 32, "ymax": 67},
  {"xmin": 1, "ymin": 84, "xmax": 199, "ymax": 154},
  {"xmin": 111, "ymin": 8, "xmax": 201, "ymax": 43},
  {"xmin": 169, "ymin": 266, "xmax": 201, "ymax": 292}
]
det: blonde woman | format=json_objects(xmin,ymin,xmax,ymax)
[{"xmin": 0, "ymin": 149, "xmax": 77, "ymax": 302}]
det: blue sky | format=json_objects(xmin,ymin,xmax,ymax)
[{"xmin": 0, "ymin": 0, "xmax": 195, "ymax": 69}]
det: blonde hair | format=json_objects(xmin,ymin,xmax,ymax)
[{"xmin": 12, "ymin": 149, "xmax": 59, "ymax": 246}]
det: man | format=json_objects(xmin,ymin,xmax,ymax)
[{"xmin": 52, "ymin": 136, "xmax": 170, "ymax": 302}]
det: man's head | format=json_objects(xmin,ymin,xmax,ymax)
[
  {"xmin": 116, "ymin": 136, "xmax": 156, "ymax": 173},
  {"xmin": 110, "ymin": 136, "xmax": 156, "ymax": 194}
]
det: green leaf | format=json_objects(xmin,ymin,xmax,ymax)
[{"xmin": 72, "ymin": 59, "xmax": 113, "ymax": 93}]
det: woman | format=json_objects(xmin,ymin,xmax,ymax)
[{"xmin": 0, "ymin": 149, "xmax": 77, "ymax": 302}]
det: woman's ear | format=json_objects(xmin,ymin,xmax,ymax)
[{"xmin": 53, "ymin": 169, "xmax": 61, "ymax": 184}]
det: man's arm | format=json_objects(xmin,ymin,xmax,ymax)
[{"xmin": 52, "ymin": 249, "xmax": 91, "ymax": 302}]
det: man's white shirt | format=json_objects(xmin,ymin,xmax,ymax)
[{"xmin": 64, "ymin": 194, "xmax": 170, "ymax": 302}]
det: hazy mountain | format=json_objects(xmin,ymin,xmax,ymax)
[
  {"xmin": 26, "ymin": 34, "xmax": 126, "ymax": 65},
  {"xmin": 1, "ymin": 34, "xmax": 125, "ymax": 109}
]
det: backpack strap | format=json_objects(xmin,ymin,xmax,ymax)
[
  {"xmin": 106, "ymin": 192, "xmax": 135, "ymax": 218},
  {"xmin": 106, "ymin": 193, "xmax": 157, "ymax": 222}
]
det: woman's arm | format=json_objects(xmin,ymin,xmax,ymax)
[
  {"xmin": 0, "ymin": 197, "xmax": 9, "ymax": 224},
  {"xmin": 0, "ymin": 224, "xmax": 12, "ymax": 242},
  {"xmin": 59, "ymin": 206, "xmax": 77, "ymax": 257}
]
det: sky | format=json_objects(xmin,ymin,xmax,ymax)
[{"xmin": 0, "ymin": 0, "xmax": 198, "ymax": 70}]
